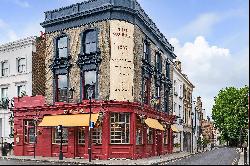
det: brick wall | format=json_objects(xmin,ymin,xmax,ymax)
[
  {"xmin": 32, "ymin": 37, "xmax": 46, "ymax": 96},
  {"xmin": 44, "ymin": 21, "xmax": 110, "ymax": 104}
]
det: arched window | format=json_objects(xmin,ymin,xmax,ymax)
[
  {"xmin": 56, "ymin": 36, "xmax": 68, "ymax": 58},
  {"xmin": 83, "ymin": 30, "xmax": 97, "ymax": 54}
]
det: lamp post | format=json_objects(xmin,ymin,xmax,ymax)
[
  {"xmin": 87, "ymin": 86, "xmax": 94, "ymax": 162},
  {"xmin": 58, "ymin": 125, "xmax": 63, "ymax": 160}
]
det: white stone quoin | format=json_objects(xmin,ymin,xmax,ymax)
[{"xmin": 0, "ymin": 36, "xmax": 36, "ymax": 144}]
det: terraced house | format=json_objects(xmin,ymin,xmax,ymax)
[
  {"xmin": 13, "ymin": 0, "xmax": 178, "ymax": 160},
  {"xmin": 0, "ymin": 36, "xmax": 45, "ymax": 145}
]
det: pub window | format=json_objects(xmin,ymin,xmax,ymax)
[
  {"xmin": 24, "ymin": 120, "xmax": 36, "ymax": 144},
  {"xmin": 147, "ymin": 128, "xmax": 153, "ymax": 144},
  {"xmin": 56, "ymin": 36, "xmax": 68, "ymax": 58},
  {"xmin": 78, "ymin": 127, "xmax": 85, "ymax": 144},
  {"xmin": 143, "ymin": 40, "xmax": 150, "ymax": 62},
  {"xmin": 164, "ymin": 130, "xmax": 168, "ymax": 145},
  {"xmin": 52, "ymin": 127, "xmax": 68, "ymax": 144},
  {"xmin": 83, "ymin": 30, "xmax": 97, "ymax": 54},
  {"xmin": 92, "ymin": 127, "xmax": 102, "ymax": 144},
  {"xmin": 17, "ymin": 58, "xmax": 26, "ymax": 73},
  {"xmin": 136, "ymin": 128, "xmax": 143, "ymax": 145},
  {"xmin": 55, "ymin": 74, "xmax": 68, "ymax": 102},
  {"xmin": 156, "ymin": 52, "xmax": 162, "ymax": 72},
  {"xmin": 110, "ymin": 113, "xmax": 130, "ymax": 144},
  {"xmin": 1, "ymin": 61, "xmax": 8, "ymax": 76},
  {"xmin": 83, "ymin": 70, "xmax": 97, "ymax": 99},
  {"xmin": 142, "ymin": 77, "xmax": 150, "ymax": 104}
]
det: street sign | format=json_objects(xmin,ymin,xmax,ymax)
[{"xmin": 89, "ymin": 122, "xmax": 95, "ymax": 128}]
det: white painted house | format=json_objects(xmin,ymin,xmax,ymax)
[
  {"xmin": 0, "ymin": 36, "xmax": 36, "ymax": 144},
  {"xmin": 172, "ymin": 61, "xmax": 185, "ymax": 152}
]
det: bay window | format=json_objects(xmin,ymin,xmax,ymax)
[{"xmin": 110, "ymin": 113, "xmax": 130, "ymax": 144}]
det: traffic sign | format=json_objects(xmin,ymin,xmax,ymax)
[{"xmin": 89, "ymin": 122, "xmax": 95, "ymax": 128}]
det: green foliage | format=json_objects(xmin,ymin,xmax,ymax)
[{"xmin": 212, "ymin": 86, "xmax": 249, "ymax": 146}]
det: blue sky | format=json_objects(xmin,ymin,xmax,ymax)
[{"xmin": 0, "ymin": 0, "xmax": 249, "ymax": 118}]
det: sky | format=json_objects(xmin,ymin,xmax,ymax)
[{"xmin": 0, "ymin": 0, "xmax": 249, "ymax": 118}]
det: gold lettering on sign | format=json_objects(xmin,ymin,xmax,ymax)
[{"xmin": 110, "ymin": 20, "xmax": 135, "ymax": 101}]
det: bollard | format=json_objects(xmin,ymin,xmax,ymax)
[{"xmin": 244, "ymin": 147, "xmax": 247, "ymax": 165}]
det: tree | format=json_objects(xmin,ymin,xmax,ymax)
[{"xmin": 212, "ymin": 86, "xmax": 249, "ymax": 147}]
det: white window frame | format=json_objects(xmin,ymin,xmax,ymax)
[
  {"xmin": 52, "ymin": 127, "xmax": 68, "ymax": 144},
  {"xmin": 110, "ymin": 113, "xmax": 130, "ymax": 144},
  {"xmin": 92, "ymin": 127, "xmax": 102, "ymax": 144},
  {"xmin": 78, "ymin": 127, "xmax": 85, "ymax": 144}
]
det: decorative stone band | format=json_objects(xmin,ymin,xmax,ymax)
[{"xmin": 0, "ymin": 36, "xmax": 36, "ymax": 52}]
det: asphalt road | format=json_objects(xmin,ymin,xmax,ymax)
[{"xmin": 163, "ymin": 147, "xmax": 240, "ymax": 165}]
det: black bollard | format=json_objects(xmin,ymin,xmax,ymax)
[{"xmin": 244, "ymin": 147, "xmax": 247, "ymax": 165}]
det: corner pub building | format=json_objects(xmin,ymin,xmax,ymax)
[{"xmin": 13, "ymin": 0, "xmax": 179, "ymax": 160}]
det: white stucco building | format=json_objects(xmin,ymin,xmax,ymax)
[
  {"xmin": 172, "ymin": 61, "xmax": 185, "ymax": 152},
  {"xmin": 0, "ymin": 36, "xmax": 36, "ymax": 144}
]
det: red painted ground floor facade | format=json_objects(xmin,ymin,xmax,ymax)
[{"xmin": 13, "ymin": 96, "xmax": 175, "ymax": 160}]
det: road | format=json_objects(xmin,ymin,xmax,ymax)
[{"xmin": 163, "ymin": 147, "xmax": 240, "ymax": 165}]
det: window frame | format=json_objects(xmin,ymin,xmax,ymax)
[
  {"xmin": 1, "ymin": 61, "xmax": 9, "ymax": 77},
  {"xmin": 147, "ymin": 127, "xmax": 154, "ymax": 144},
  {"xmin": 82, "ymin": 70, "xmax": 97, "ymax": 100},
  {"xmin": 52, "ymin": 127, "xmax": 68, "ymax": 144},
  {"xmin": 24, "ymin": 120, "xmax": 36, "ymax": 144},
  {"xmin": 78, "ymin": 127, "xmax": 85, "ymax": 144},
  {"xmin": 55, "ymin": 74, "xmax": 68, "ymax": 102},
  {"xmin": 56, "ymin": 36, "xmax": 68, "ymax": 58},
  {"xmin": 82, "ymin": 30, "xmax": 98, "ymax": 54},
  {"xmin": 110, "ymin": 113, "xmax": 130, "ymax": 144},
  {"xmin": 92, "ymin": 127, "xmax": 102, "ymax": 145},
  {"xmin": 143, "ymin": 40, "xmax": 150, "ymax": 63},
  {"xmin": 142, "ymin": 77, "xmax": 151, "ymax": 105},
  {"xmin": 17, "ymin": 58, "xmax": 26, "ymax": 73}
]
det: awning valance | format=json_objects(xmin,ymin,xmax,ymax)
[
  {"xmin": 171, "ymin": 124, "xmax": 180, "ymax": 133},
  {"xmin": 145, "ymin": 118, "xmax": 164, "ymax": 131},
  {"xmin": 38, "ymin": 114, "xmax": 99, "ymax": 127}
]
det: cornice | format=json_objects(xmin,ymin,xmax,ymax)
[
  {"xmin": 0, "ymin": 36, "xmax": 36, "ymax": 52},
  {"xmin": 41, "ymin": 0, "xmax": 176, "ymax": 59}
]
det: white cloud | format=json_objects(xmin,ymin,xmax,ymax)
[
  {"xmin": 170, "ymin": 36, "xmax": 249, "ymax": 118},
  {"xmin": 176, "ymin": 8, "xmax": 248, "ymax": 38}
]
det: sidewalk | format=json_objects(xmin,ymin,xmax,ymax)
[
  {"xmin": 237, "ymin": 148, "xmax": 249, "ymax": 165},
  {"xmin": 0, "ymin": 151, "xmax": 197, "ymax": 165}
]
